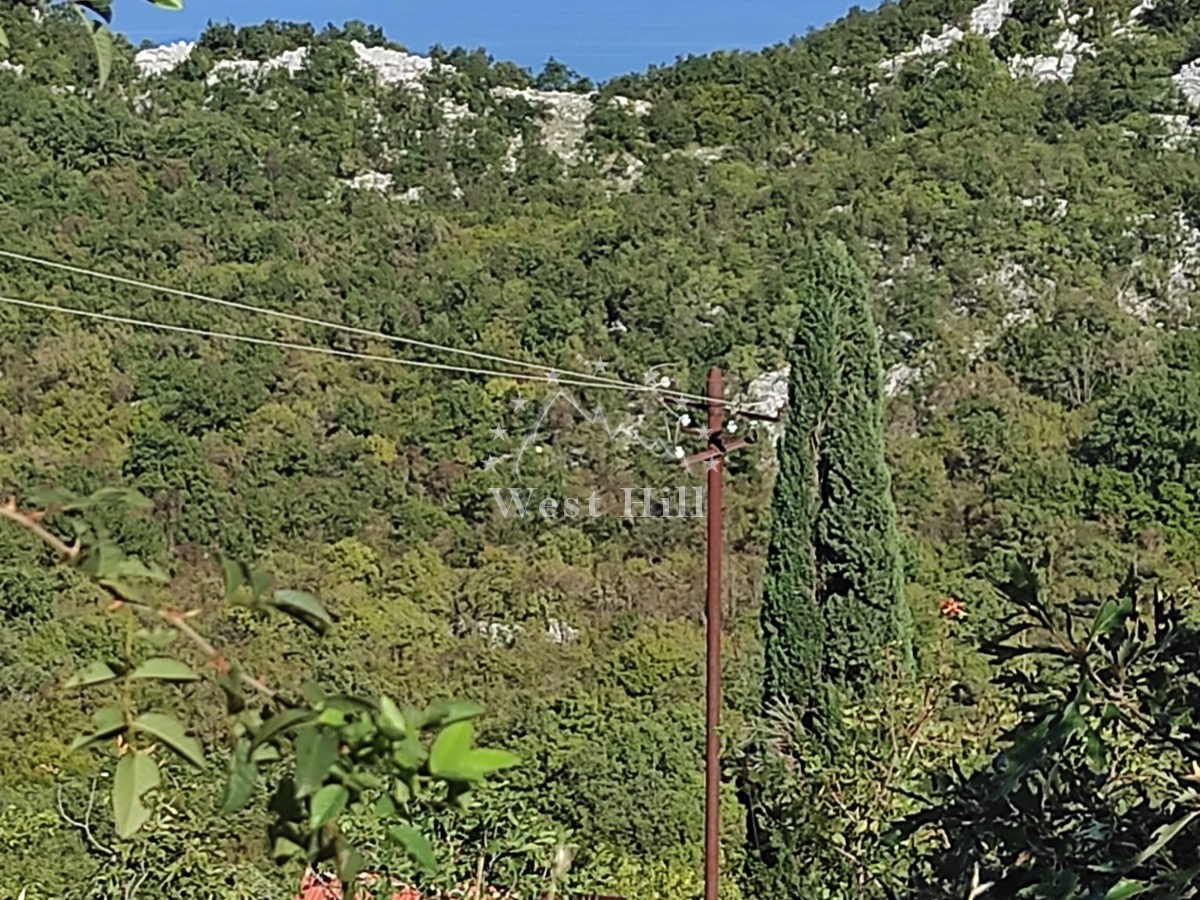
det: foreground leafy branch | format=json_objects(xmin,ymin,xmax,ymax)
[
  {"xmin": 0, "ymin": 0, "xmax": 183, "ymax": 89},
  {"xmin": 898, "ymin": 562, "xmax": 1200, "ymax": 898},
  {"xmin": 1, "ymin": 488, "xmax": 519, "ymax": 896}
]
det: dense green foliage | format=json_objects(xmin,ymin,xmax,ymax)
[
  {"xmin": 902, "ymin": 565, "xmax": 1200, "ymax": 897},
  {"xmin": 3, "ymin": 0, "xmax": 1200, "ymax": 896}
]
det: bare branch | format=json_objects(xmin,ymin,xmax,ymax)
[
  {"xmin": 0, "ymin": 498, "xmax": 283, "ymax": 704},
  {"xmin": 0, "ymin": 498, "xmax": 77, "ymax": 561},
  {"xmin": 56, "ymin": 780, "xmax": 116, "ymax": 857}
]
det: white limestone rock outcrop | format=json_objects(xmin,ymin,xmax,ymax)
[
  {"xmin": 343, "ymin": 171, "xmax": 393, "ymax": 192},
  {"xmin": 1009, "ymin": 28, "xmax": 1093, "ymax": 84},
  {"xmin": 350, "ymin": 41, "xmax": 442, "ymax": 89},
  {"xmin": 134, "ymin": 41, "xmax": 195, "ymax": 77},
  {"xmin": 970, "ymin": 0, "xmax": 1016, "ymax": 36},
  {"xmin": 879, "ymin": 0, "xmax": 1014, "ymax": 75},
  {"xmin": 885, "ymin": 361, "xmax": 933, "ymax": 397},
  {"xmin": 610, "ymin": 95, "xmax": 652, "ymax": 116},
  {"xmin": 879, "ymin": 26, "xmax": 966, "ymax": 74},
  {"xmin": 493, "ymin": 86, "xmax": 595, "ymax": 164},
  {"xmin": 207, "ymin": 47, "xmax": 308, "ymax": 85},
  {"xmin": 1152, "ymin": 113, "xmax": 1200, "ymax": 149},
  {"xmin": 1174, "ymin": 60, "xmax": 1200, "ymax": 110},
  {"xmin": 738, "ymin": 366, "xmax": 790, "ymax": 455}
]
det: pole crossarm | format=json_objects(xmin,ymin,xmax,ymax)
[{"xmin": 682, "ymin": 438, "xmax": 752, "ymax": 468}]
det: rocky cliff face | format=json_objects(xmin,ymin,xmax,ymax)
[{"xmin": 4, "ymin": 0, "xmax": 1199, "ymax": 411}]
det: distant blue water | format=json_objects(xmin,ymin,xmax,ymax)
[{"xmin": 115, "ymin": 0, "xmax": 885, "ymax": 82}]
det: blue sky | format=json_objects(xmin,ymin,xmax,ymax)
[{"xmin": 116, "ymin": 0, "xmax": 880, "ymax": 83}]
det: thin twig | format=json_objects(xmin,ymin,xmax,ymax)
[
  {"xmin": 0, "ymin": 499, "xmax": 77, "ymax": 560},
  {"xmin": 157, "ymin": 608, "xmax": 278, "ymax": 700},
  {"xmin": 2, "ymin": 499, "xmax": 282, "ymax": 703},
  {"xmin": 124, "ymin": 861, "xmax": 150, "ymax": 900},
  {"xmin": 56, "ymin": 780, "xmax": 116, "ymax": 857},
  {"xmin": 967, "ymin": 862, "xmax": 994, "ymax": 899}
]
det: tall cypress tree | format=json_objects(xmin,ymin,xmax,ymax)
[
  {"xmin": 760, "ymin": 236, "xmax": 913, "ymax": 721},
  {"xmin": 743, "ymin": 238, "xmax": 914, "ymax": 897}
]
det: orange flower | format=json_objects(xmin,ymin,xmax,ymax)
[{"xmin": 939, "ymin": 597, "xmax": 965, "ymax": 619}]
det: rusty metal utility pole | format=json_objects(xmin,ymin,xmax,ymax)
[
  {"xmin": 671, "ymin": 368, "xmax": 783, "ymax": 900},
  {"xmin": 703, "ymin": 367, "xmax": 723, "ymax": 900}
]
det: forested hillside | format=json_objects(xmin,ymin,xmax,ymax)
[{"xmin": 3, "ymin": 0, "xmax": 1200, "ymax": 896}]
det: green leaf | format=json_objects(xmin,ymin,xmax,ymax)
[
  {"xmin": 1103, "ymin": 881, "xmax": 1145, "ymax": 900},
  {"xmin": 378, "ymin": 697, "xmax": 407, "ymax": 740},
  {"xmin": 272, "ymin": 835, "xmax": 305, "ymax": 863},
  {"xmin": 0, "ymin": 24, "xmax": 9, "ymax": 49},
  {"xmin": 148, "ymin": 0, "xmax": 184, "ymax": 9},
  {"xmin": 70, "ymin": 705, "xmax": 127, "ymax": 751},
  {"xmin": 130, "ymin": 658, "xmax": 199, "ymax": 682},
  {"xmin": 250, "ymin": 708, "xmax": 317, "ymax": 750},
  {"xmin": 251, "ymin": 743, "xmax": 280, "ymax": 763},
  {"xmin": 335, "ymin": 839, "xmax": 365, "ymax": 889},
  {"xmin": 135, "ymin": 629, "xmax": 178, "ymax": 650},
  {"xmin": 129, "ymin": 558, "xmax": 170, "ymax": 583},
  {"xmin": 219, "ymin": 740, "xmax": 258, "ymax": 814},
  {"xmin": 249, "ymin": 568, "xmax": 273, "ymax": 598},
  {"xmin": 323, "ymin": 695, "xmax": 375, "ymax": 715},
  {"xmin": 112, "ymin": 750, "xmax": 159, "ymax": 838},
  {"xmin": 302, "ymin": 681, "xmax": 327, "ymax": 707},
  {"xmin": 90, "ymin": 486, "xmax": 154, "ymax": 511},
  {"xmin": 78, "ymin": 0, "xmax": 113, "ymax": 23},
  {"xmin": 1132, "ymin": 810, "xmax": 1200, "ymax": 867},
  {"xmin": 66, "ymin": 660, "xmax": 119, "ymax": 688},
  {"xmin": 389, "ymin": 824, "xmax": 436, "ymax": 872},
  {"xmin": 220, "ymin": 558, "xmax": 245, "ymax": 600},
  {"xmin": 424, "ymin": 699, "xmax": 485, "ymax": 728},
  {"xmin": 309, "ymin": 783, "xmax": 348, "ymax": 830},
  {"xmin": 294, "ymin": 726, "xmax": 339, "ymax": 798},
  {"xmin": 373, "ymin": 794, "xmax": 396, "ymax": 817},
  {"xmin": 270, "ymin": 589, "xmax": 333, "ymax": 634},
  {"xmin": 1085, "ymin": 727, "xmax": 1107, "ymax": 772},
  {"xmin": 347, "ymin": 771, "xmax": 382, "ymax": 791},
  {"xmin": 133, "ymin": 712, "xmax": 204, "ymax": 768},
  {"xmin": 318, "ymin": 707, "xmax": 347, "ymax": 729},
  {"xmin": 429, "ymin": 720, "xmax": 474, "ymax": 780},
  {"xmin": 392, "ymin": 738, "xmax": 427, "ymax": 771},
  {"xmin": 217, "ymin": 669, "xmax": 246, "ymax": 715},
  {"xmin": 462, "ymin": 748, "xmax": 521, "ymax": 778},
  {"xmin": 90, "ymin": 550, "xmax": 169, "ymax": 602},
  {"xmin": 1165, "ymin": 862, "xmax": 1200, "ymax": 899},
  {"xmin": 1091, "ymin": 597, "xmax": 1134, "ymax": 640}
]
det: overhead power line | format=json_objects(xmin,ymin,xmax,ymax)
[
  {"xmin": 0, "ymin": 294, "xmax": 738, "ymax": 399},
  {"xmin": 0, "ymin": 248, "xmax": 722, "ymax": 404}
]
